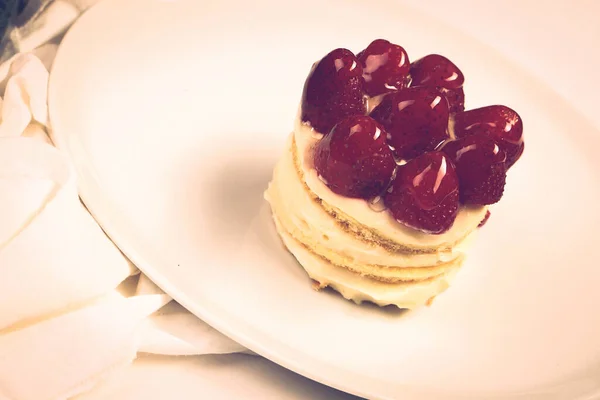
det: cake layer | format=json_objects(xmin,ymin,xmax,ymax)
[{"xmin": 271, "ymin": 212, "xmax": 460, "ymax": 308}]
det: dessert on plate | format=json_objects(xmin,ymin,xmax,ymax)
[{"xmin": 265, "ymin": 39, "xmax": 524, "ymax": 308}]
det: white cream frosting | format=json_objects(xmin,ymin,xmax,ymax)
[{"xmin": 271, "ymin": 212, "xmax": 459, "ymax": 308}]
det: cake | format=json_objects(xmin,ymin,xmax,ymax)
[{"xmin": 265, "ymin": 39, "xmax": 524, "ymax": 308}]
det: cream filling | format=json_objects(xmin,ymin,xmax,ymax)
[
  {"xmin": 271, "ymin": 211, "xmax": 459, "ymax": 308},
  {"xmin": 293, "ymin": 115, "xmax": 487, "ymax": 249}
]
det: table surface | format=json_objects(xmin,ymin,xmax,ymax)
[{"xmin": 77, "ymin": 1, "xmax": 600, "ymax": 398}]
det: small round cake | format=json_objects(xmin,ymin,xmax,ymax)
[{"xmin": 265, "ymin": 39, "xmax": 524, "ymax": 308}]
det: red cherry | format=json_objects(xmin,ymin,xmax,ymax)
[
  {"xmin": 453, "ymin": 105, "xmax": 524, "ymax": 168},
  {"xmin": 301, "ymin": 48, "xmax": 366, "ymax": 134},
  {"xmin": 370, "ymin": 86, "xmax": 450, "ymax": 160},
  {"xmin": 357, "ymin": 39, "xmax": 410, "ymax": 97},
  {"xmin": 383, "ymin": 151, "xmax": 459, "ymax": 234},
  {"xmin": 439, "ymin": 135, "xmax": 507, "ymax": 205},
  {"xmin": 409, "ymin": 54, "xmax": 465, "ymax": 113},
  {"xmin": 314, "ymin": 115, "xmax": 396, "ymax": 199}
]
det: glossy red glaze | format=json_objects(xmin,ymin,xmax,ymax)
[
  {"xmin": 453, "ymin": 105, "xmax": 524, "ymax": 168},
  {"xmin": 370, "ymin": 86, "xmax": 450, "ymax": 160},
  {"xmin": 357, "ymin": 39, "xmax": 410, "ymax": 97},
  {"xmin": 383, "ymin": 151, "xmax": 459, "ymax": 234},
  {"xmin": 410, "ymin": 54, "xmax": 465, "ymax": 113},
  {"xmin": 439, "ymin": 134, "xmax": 507, "ymax": 205},
  {"xmin": 301, "ymin": 48, "xmax": 367, "ymax": 134},
  {"xmin": 314, "ymin": 115, "xmax": 396, "ymax": 198}
]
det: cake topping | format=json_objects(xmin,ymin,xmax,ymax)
[
  {"xmin": 439, "ymin": 134, "xmax": 507, "ymax": 205},
  {"xmin": 370, "ymin": 86, "xmax": 450, "ymax": 160},
  {"xmin": 301, "ymin": 48, "xmax": 367, "ymax": 134},
  {"xmin": 453, "ymin": 105, "xmax": 524, "ymax": 168},
  {"xmin": 383, "ymin": 151, "xmax": 459, "ymax": 234},
  {"xmin": 301, "ymin": 40, "xmax": 524, "ymax": 233},
  {"xmin": 313, "ymin": 115, "xmax": 396, "ymax": 199},
  {"xmin": 357, "ymin": 39, "xmax": 410, "ymax": 97},
  {"xmin": 409, "ymin": 54, "xmax": 465, "ymax": 113}
]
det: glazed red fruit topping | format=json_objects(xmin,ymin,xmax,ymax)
[
  {"xmin": 357, "ymin": 39, "xmax": 410, "ymax": 97},
  {"xmin": 439, "ymin": 135, "xmax": 507, "ymax": 205},
  {"xmin": 384, "ymin": 151, "xmax": 459, "ymax": 234},
  {"xmin": 301, "ymin": 48, "xmax": 366, "ymax": 134},
  {"xmin": 314, "ymin": 115, "xmax": 396, "ymax": 198},
  {"xmin": 370, "ymin": 86, "xmax": 450, "ymax": 160},
  {"xmin": 453, "ymin": 105, "xmax": 524, "ymax": 168},
  {"xmin": 410, "ymin": 54, "xmax": 465, "ymax": 113},
  {"xmin": 478, "ymin": 210, "xmax": 491, "ymax": 228}
]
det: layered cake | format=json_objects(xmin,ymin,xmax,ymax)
[{"xmin": 265, "ymin": 39, "xmax": 524, "ymax": 308}]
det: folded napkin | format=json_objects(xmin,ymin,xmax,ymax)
[{"xmin": 0, "ymin": 4, "xmax": 247, "ymax": 400}]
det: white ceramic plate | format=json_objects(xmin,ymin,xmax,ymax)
[{"xmin": 48, "ymin": 0, "xmax": 600, "ymax": 398}]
